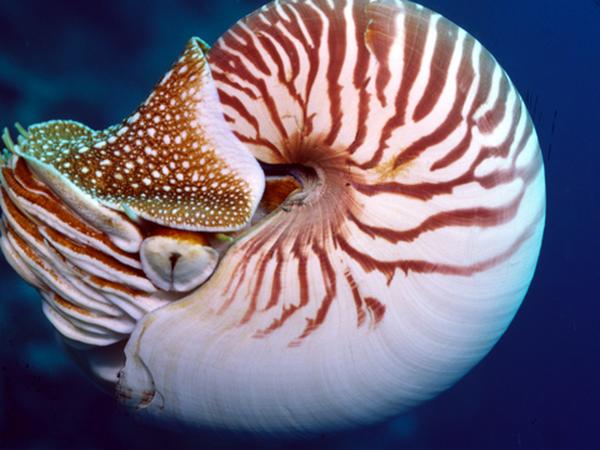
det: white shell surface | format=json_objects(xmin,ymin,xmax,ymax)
[
  {"xmin": 118, "ymin": 0, "xmax": 545, "ymax": 435},
  {"xmin": 119, "ymin": 214, "xmax": 543, "ymax": 434}
]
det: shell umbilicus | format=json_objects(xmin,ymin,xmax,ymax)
[{"xmin": 0, "ymin": 0, "xmax": 545, "ymax": 436}]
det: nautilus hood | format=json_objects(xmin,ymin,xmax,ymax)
[{"xmin": 0, "ymin": 0, "xmax": 545, "ymax": 436}]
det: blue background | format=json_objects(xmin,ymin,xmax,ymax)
[{"xmin": 0, "ymin": 0, "xmax": 598, "ymax": 448}]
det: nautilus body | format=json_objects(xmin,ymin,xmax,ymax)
[{"xmin": 0, "ymin": 0, "xmax": 544, "ymax": 435}]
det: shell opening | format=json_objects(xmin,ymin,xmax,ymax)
[{"xmin": 253, "ymin": 163, "xmax": 315, "ymax": 216}]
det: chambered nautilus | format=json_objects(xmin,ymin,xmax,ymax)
[{"xmin": 0, "ymin": 0, "xmax": 544, "ymax": 436}]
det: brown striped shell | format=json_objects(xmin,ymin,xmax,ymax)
[{"xmin": 0, "ymin": 0, "xmax": 545, "ymax": 436}]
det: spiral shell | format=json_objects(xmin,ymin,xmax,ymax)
[{"xmin": 0, "ymin": 0, "xmax": 544, "ymax": 436}]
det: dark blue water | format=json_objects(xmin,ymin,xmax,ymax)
[{"xmin": 0, "ymin": 0, "xmax": 598, "ymax": 448}]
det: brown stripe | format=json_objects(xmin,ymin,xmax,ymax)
[
  {"xmin": 346, "ymin": 0, "xmax": 373, "ymax": 155},
  {"xmin": 218, "ymin": 220, "xmax": 282, "ymax": 315},
  {"xmin": 323, "ymin": 0, "xmax": 347, "ymax": 146},
  {"xmin": 363, "ymin": 1, "xmax": 396, "ymax": 107},
  {"xmin": 430, "ymin": 129, "xmax": 473, "ymax": 171},
  {"xmin": 284, "ymin": 1, "xmax": 324, "ymax": 140},
  {"xmin": 255, "ymin": 233, "xmax": 310, "ymax": 337},
  {"xmin": 255, "ymin": 19, "xmax": 305, "ymax": 110},
  {"xmin": 217, "ymin": 27, "xmax": 289, "ymax": 143},
  {"xmin": 364, "ymin": 297, "xmax": 386, "ymax": 326},
  {"xmin": 292, "ymin": 241, "xmax": 337, "ymax": 344},
  {"xmin": 348, "ymin": 187, "xmax": 525, "ymax": 244},
  {"xmin": 354, "ymin": 87, "xmax": 526, "ymax": 201},
  {"xmin": 477, "ymin": 74, "xmax": 510, "ymax": 133},
  {"xmin": 240, "ymin": 244, "xmax": 274, "ymax": 324},
  {"xmin": 337, "ymin": 205, "xmax": 543, "ymax": 283},
  {"xmin": 357, "ymin": 5, "xmax": 431, "ymax": 170},
  {"xmin": 346, "ymin": 77, "xmax": 372, "ymax": 156},
  {"xmin": 344, "ymin": 268, "xmax": 366, "ymax": 327},
  {"xmin": 263, "ymin": 246, "xmax": 284, "ymax": 311},
  {"xmin": 295, "ymin": 238, "xmax": 310, "ymax": 310},
  {"xmin": 413, "ymin": 19, "xmax": 457, "ymax": 121},
  {"xmin": 211, "ymin": 71, "xmax": 259, "ymax": 100},
  {"xmin": 431, "ymin": 42, "xmax": 491, "ymax": 171},
  {"xmin": 255, "ymin": 303, "xmax": 301, "ymax": 338},
  {"xmin": 391, "ymin": 25, "xmax": 476, "ymax": 170},
  {"xmin": 234, "ymin": 132, "xmax": 286, "ymax": 161},
  {"xmin": 217, "ymin": 90, "xmax": 263, "ymax": 138},
  {"xmin": 397, "ymin": 4, "xmax": 431, "ymax": 122},
  {"xmin": 223, "ymin": 23, "xmax": 272, "ymax": 76}
]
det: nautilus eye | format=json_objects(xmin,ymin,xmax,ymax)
[{"xmin": 0, "ymin": 0, "xmax": 545, "ymax": 436}]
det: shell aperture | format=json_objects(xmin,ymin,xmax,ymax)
[{"xmin": 0, "ymin": 0, "xmax": 545, "ymax": 437}]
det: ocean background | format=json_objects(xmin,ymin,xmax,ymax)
[{"xmin": 0, "ymin": 0, "xmax": 597, "ymax": 448}]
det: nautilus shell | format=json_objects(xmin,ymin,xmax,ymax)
[{"xmin": 0, "ymin": 0, "xmax": 544, "ymax": 436}]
